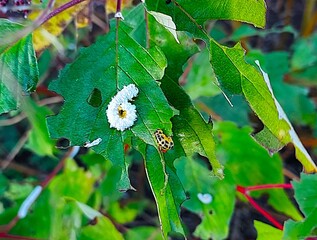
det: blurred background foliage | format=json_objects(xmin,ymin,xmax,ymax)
[{"xmin": 0, "ymin": 0, "xmax": 317, "ymax": 239}]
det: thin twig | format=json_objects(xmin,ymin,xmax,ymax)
[
  {"xmin": 144, "ymin": 8, "xmax": 150, "ymax": 49},
  {"xmin": 2, "ymin": 0, "xmax": 56, "ymax": 46},
  {"xmin": 41, "ymin": 0, "xmax": 88, "ymax": 24},
  {"xmin": 1, "ymin": 131, "xmax": 30, "ymax": 170},
  {"xmin": 0, "ymin": 113, "xmax": 26, "ymax": 127},
  {"xmin": 0, "ymin": 96, "xmax": 63, "ymax": 127},
  {"xmin": 283, "ymin": 168, "xmax": 300, "ymax": 181},
  {"xmin": 0, "ymin": 161, "xmax": 42, "ymax": 176},
  {"xmin": 37, "ymin": 96, "xmax": 63, "ymax": 106},
  {"xmin": 0, "ymin": 147, "xmax": 79, "ymax": 234}
]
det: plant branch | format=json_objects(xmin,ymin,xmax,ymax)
[
  {"xmin": 41, "ymin": 0, "xmax": 88, "ymax": 24},
  {"xmin": 236, "ymin": 185, "xmax": 289, "ymax": 230},
  {"xmin": 245, "ymin": 183, "xmax": 293, "ymax": 192},
  {"xmin": 1, "ymin": 131, "xmax": 29, "ymax": 170},
  {"xmin": 0, "ymin": 96, "xmax": 63, "ymax": 127},
  {"xmin": 0, "ymin": 232, "xmax": 43, "ymax": 240},
  {"xmin": 0, "ymin": 147, "xmax": 80, "ymax": 234},
  {"xmin": 116, "ymin": 0, "xmax": 121, "ymax": 13},
  {"xmin": 2, "ymin": 0, "xmax": 56, "ymax": 46}
]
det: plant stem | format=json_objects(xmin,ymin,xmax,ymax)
[
  {"xmin": 236, "ymin": 185, "xmax": 286, "ymax": 230},
  {"xmin": 246, "ymin": 183, "xmax": 293, "ymax": 191},
  {"xmin": 243, "ymin": 192, "xmax": 284, "ymax": 230},
  {"xmin": 0, "ymin": 147, "xmax": 79, "ymax": 234},
  {"xmin": 1, "ymin": 0, "xmax": 56, "ymax": 46},
  {"xmin": 116, "ymin": 0, "xmax": 121, "ymax": 13},
  {"xmin": 144, "ymin": 8, "xmax": 150, "ymax": 49},
  {"xmin": 41, "ymin": 0, "xmax": 87, "ymax": 24}
]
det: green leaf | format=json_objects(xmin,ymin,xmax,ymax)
[
  {"xmin": 283, "ymin": 208, "xmax": 317, "ymax": 240},
  {"xmin": 148, "ymin": 11, "xmax": 179, "ymax": 43},
  {"xmin": 145, "ymin": 0, "xmax": 266, "ymax": 35},
  {"xmin": 47, "ymin": 20, "xmax": 172, "ymax": 191},
  {"xmin": 183, "ymin": 49, "xmax": 220, "ymax": 100},
  {"xmin": 125, "ymin": 226, "xmax": 163, "ymax": 240},
  {"xmin": 68, "ymin": 199, "xmax": 102, "ymax": 220},
  {"xmin": 175, "ymin": 157, "xmax": 235, "ymax": 240},
  {"xmin": 7, "ymin": 159, "xmax": 96, "ymax": 239},
  {"xmin": 146, "ymin": 6, "xmax": 223, "ymax": 178},
  {"xmin": 214, "ymin": 122, "xmax": 302, "ymax": 221},
  {"xmin": 291, "ymin": 33, "xmax": 317, "ymax": 71},
  {"xmin": 0, "ymin": 19, "xmax": 24, "ymax": 52},
  {"xmin": 79, "ymin": 216, "xmax": 124, "ymax": 240},
  {"xmin": 199, "ymin": 94, "xmax": 251, "ymax": 127},
  {"xmin": 292, "ymin": 173, "xmax": 317, "ymax": 217},
  {"xmin": 246, "ymin": 51, "xmax": 317, "ymax": 128},
  {"xmin": 254, "ymin": 221, "xmax": 283, "ymax": 240},
  {"xmin": 108, "ymin": 200, "xmax": 146, "ymax": 224},
  {"xmin": 165, "ymin": 85, "xmax": 223, "ymax": 178},
  {"xmin": 23, "ymin": 98, "xmax": 56, "ymax": 156},
  {"xmin": 143, "ymin": 145, "xmax": 186, "ymax": 238},
  {"xmin": 209, "ymin": 41, "xmax": 317, "ymax": 172},
  {"xmin": 0, "ymin": 20, "xmax": 39, "ymax": 114},
  {"xmin": 230, "ymin": 25, "xmax": 296, "ymax": 42},
  {"xmin": 147, "ymin": 0, "xmax": 315, "ymax": 172}
]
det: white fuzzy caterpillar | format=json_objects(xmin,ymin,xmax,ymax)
[{"xmin": 106, "ymin": 84, "xmax": 139, "ymax": 131}]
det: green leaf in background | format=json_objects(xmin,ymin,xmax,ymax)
[
  {"xmin": 182, "ymin": 48, "xmax": 220, "ymax": 100},
  {"xmin": 69, "ymin": 199, "xmax": 126, "ymax": 240},
  {"xmin": 291, "ymin": 33, "xmax": 317, "ymax": 71},
  {"xmin": 254, "ymin": 221, "xmax": 283, "ymax": 240},
  {"xmin": 108, "ymin": 200, "xmax": 146, "ymax": 224},
  {"xmin": 283, "ymin": 208, "xmax": 317, "ymax": 240},
  {"xmin": 4, "ymin": 159, "xmax": 96, "ymax": 239},
  {"xmin": 78, "ymin": 216, "xmax": 124, "ymax": 240},
  {"xmin": 125, "ymin": 226, "xmax": 163, "ymax": 240},
  {"xmin": 289, "ymin": 32, "xmax": 317, "ymax": 88},
  {"xmin": 230, "ymin": 25, "xmax": 296, "ymax": 42},
  {"xmin": 70, "ymin": 199, "xmax": 102, "ymax": 219},
  {"xmin": 47, "ymin": 20, "xmax": 172, "ymax": 191},
  {"xmin": 175, "ymin": 157, "xmax": 235, "ymax": 240},
  {"xmin": 145, "ymin": 0, "xmax": 266, "ymax": 36},
  {"xmin": 214, "ymin": 122, "xmax": 302, "ymax": 221},
  {"xmin": 0, "ymin": 19, "xmax": 39, "ymax": 114},
  {"xmin": 23, "ymin": 98, "xmax": 56, "ymax": 156},
  {"xmin": 198, "ymin": 94, "xmax": 251, "ymax": 127},
  {"xmin": 292, "ymin": 174, "xmax": 317, "ymax": 217}
]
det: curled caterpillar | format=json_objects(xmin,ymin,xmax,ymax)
[{"xmin": 106, "ymin": 84, "xmax": 139, "ymax": 131}]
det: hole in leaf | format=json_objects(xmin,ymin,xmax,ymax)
[
  {"xmin": 56, "ymin": 138, "xmax": 70, "ymax": 148},
  {"xmin": 87, "ymin": 88, "xmax": 102, "ymax": 107}
]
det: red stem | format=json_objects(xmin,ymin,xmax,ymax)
[
  {"xmin": 236, "ymin": 184, "xmax": 289, "ymax": 230},
  {"xmin": 243, "ymin": 193, "xmax": 284, "ymax": 230},
  {"xmin": 0, "ymin": 232, "xmax": 43, "ymax": 240},
  {"xmin": 41, "ymin": 0, "xmax": 88, "ymax": 25},
  {"xmin": 116, "ymin": 0, "xmax": 121, "ymax": 13},
  {"xmin": 246, "ymin": 183, "xmax": 293, "ymax": 191}
]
